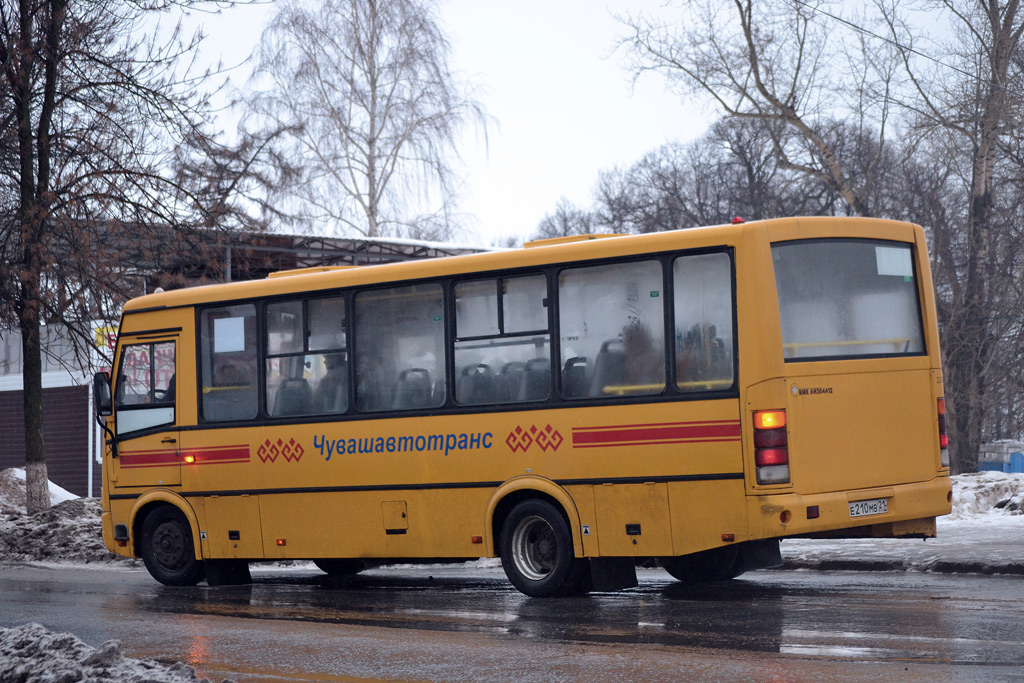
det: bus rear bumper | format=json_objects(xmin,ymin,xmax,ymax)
[{"xmin": 747, "ymin": 475, "xmax": 952, "ymax": 541}]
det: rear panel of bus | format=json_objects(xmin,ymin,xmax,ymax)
[{"xmin": 736, "ymin": 218, "xmax": 951, "ymax": 543}]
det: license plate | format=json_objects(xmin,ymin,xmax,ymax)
[{"xmin": 849, "ymin": 497, "xmax": 888, "ymax": 517}]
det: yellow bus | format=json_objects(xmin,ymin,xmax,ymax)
[{"xmin": 93, "ymin": 216, "xmax": 952, "ymax": 596}]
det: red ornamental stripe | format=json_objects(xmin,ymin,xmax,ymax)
[
  {"xmin": 118, "ymin": 449, "xmax": 178, "ymax": 468},
  {"xmin": 120, "ymin": 445, "xmax": 250, "ymax": 468},
  {"xmin": 572, "ymin": 421, "xmax": 741, "ymax": 448}
]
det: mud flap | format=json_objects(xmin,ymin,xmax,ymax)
[
  {"xmin": 736, "ymin": 539, "xmax": 782, "ymax": 573},
  {"xmin": 205, "ymin": 559, "xmax": 252, "ymax": 586},
  {"xmin": 588, "ymin": 557, "xmax": 638, "ymax": 591}
]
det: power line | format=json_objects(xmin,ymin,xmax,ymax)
[{"xmin": 792, "ymin": 0, "xmax": 980, "ymax": 81}]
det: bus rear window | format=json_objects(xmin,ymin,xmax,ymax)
[{"xmin": 771, "ymin": 239, "xmax": 925, "ymax": 361}]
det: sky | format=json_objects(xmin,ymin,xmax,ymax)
[
  {"xmin": 193, "ymin": 1, "xmax": 713, "ymax": 246},
  {"xmin": 439, "ymin": 0, "xmax": 711, "ymax": 244}
]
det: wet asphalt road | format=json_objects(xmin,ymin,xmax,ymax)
[{"xmin": 1, "ymin": 563, "xmax": 1022, "ymax": 682}]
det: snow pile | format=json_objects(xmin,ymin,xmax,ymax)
[
  {"xmin": 780, "ymin": 471, "xmax": 1024, "ymax": 574},
  {"xmin": 0, "ymin": 468, "xmax": 77, "ymax": 514},
  {"xmin": 0, "ymin": 497, "xmax": 130, "ymax": 564},
  {"xmin": 0, "ymin": 467, "xmax": 131, "ymax": 564},
  {"xmin": 0, "ymin": 623, "xmax": 233, "ymax": 683},
  {"xmin": 948, "ymin": 471, "xmax": 1024, "ymax": 518}
]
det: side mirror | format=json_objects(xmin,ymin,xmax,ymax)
[{"xmin": 93, "ymin": 372, "xmax": 113, "ymax": 417}]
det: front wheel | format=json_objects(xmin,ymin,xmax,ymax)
[
  {"xmin": 499, "ymin": 499, "xmax": 587, "ymax": 597},
  {"xmin": 140, "ymin": 506, "xmax": 205, "ymax": 586}
]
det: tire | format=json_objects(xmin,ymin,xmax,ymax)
[
  {"xmin": 140, "ymin": 506, "xmax": 205, "ymax": 586},
  {"xmin": 499, "ymin": 499, "xmax": 588, "ymax": 597},
  {"xmin": 661, "ymin": 545, "xmax": 742, "ymax": 583},
  {"xmin": 314, "ymin": 559, "xmax": 365, "ymax": 576}
]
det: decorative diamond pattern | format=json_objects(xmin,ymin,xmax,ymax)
[
  {"xmin": 259, "ymin": 438, "xmax": 303, "ymax": 463},
  {"xmin": 282, "ymin": 438, "xmax": 304, "ymax": 462},
  {"xmin": 506, "ymin": 424, "xmax": 562, "ymax": 453}
]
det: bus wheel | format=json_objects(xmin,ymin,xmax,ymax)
[
  {"xmin": 661, "ymin": 545, "xmax": 742, "ymax": 583},
  {"xmin": 140, "ymin": 506, "xmax": 205, "ymax": 586},
  {"xmin": 500, "ymin": 499, "xmax": 586, "ymax": 597},
  {"xmin": 314, "ymin": 559, "xmax": 365, "ymax": 576}
]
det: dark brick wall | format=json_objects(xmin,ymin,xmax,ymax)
[{"xmin": 0, "ymin": 385, "xmax": 100, "ymax": 498}]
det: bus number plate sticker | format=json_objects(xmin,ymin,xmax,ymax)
[{"xmin": 849, "ymin": 498, "xmax": 888, "ymax": 518}]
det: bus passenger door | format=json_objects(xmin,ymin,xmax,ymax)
[{"xmin": 111, "ymin": 336, "xmax": 182, "ymax": 489}]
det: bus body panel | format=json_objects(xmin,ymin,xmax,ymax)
[{"xmin": 171, "ymin": 398, "xmax": 742, "ymax": 560}]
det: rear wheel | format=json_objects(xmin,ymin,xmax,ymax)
[
  {"xmin": 500, "ymin": 499, "xmax": 588, "ymax": 597},
  {"xmin": 140, "ymin": 506, "xmax": 205, "ymax": 586},
  {"xmin": 661, "ymin": 545, "xmax": 742, "ymax": 583}
]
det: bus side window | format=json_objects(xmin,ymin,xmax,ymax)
[
  {"xmin": 355, "ymin": 283, "xmax": 446, "ymax": 412},
  {"xmin": 557, "ymin": 260, "xmax": 666, "ymax": 398},
  {"xmin": 266, "ymin": 296, "xmax": 348, "ymax": 417},
  {"xmin": 200, "ymin": 304, "xmax": 258, "ymax": 422},
  {"xmin": 673, "ymin": 253, "xmax": 734, "ymax": 392},
  {"xmin": 453, "ymin": 275, "xmax": 551, "ymax": 405}
]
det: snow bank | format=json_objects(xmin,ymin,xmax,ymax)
[
  {"xmin": 948, "ymin": 471, "xmax": 1024, "ymax": 519},
  {"xmin": 0, "ymin": 467, "xmax": 76, "ymax": 514},
  {"xmin": 0, "ymin": 468, "xmax": 131, "ymax": 564},
  {"xmin": 0, "ymin": 497, "xmax": 130, "ymax": 564},
  {"xmin": 0, "ymin": 623, "xmax": 233, "ymax": 683}
]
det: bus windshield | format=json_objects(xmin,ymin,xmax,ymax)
[{"xmin": 772, "ymin": 239, "xmax": 926, "ymax": 361}]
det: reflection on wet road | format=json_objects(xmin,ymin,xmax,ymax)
[{"xmin": 2, "ymin": 564, "xmax": 1022, "ymax": 681}]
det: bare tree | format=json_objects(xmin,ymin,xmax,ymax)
[
  {"xmin": 875, "ymin": 0, "xmax": 1024, "ymax": 472},
  {"xmin": 620, "ymin": 0, "xmax": 1024, "ymax": 472},
  {"xmin": 532, "ymin": 197, "xmax": 595, "ymax": 240},
  {"xmin": 244, "ymin": 0, "xmax": 487, "ymax": 239},
  {"xmin": 619, "ymin": 0, "xmax": 896, "ymax": 218},
  {"xmin": 0, "ymin": 0, "xmax": 252, "ymax": 513},
  {"xmin": 586, "ymin": 119, "xmax": 840, "ymax": 235}
]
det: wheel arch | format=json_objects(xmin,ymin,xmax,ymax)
[
  {"xmin": 486, "ymin": 477, "xmax": 583, "ymax": 557},
  {"xmin": 129, "ymin": 492, "xmax": 202, "ymax": 561}
]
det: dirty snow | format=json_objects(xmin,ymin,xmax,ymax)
[
  {"xmin": 0, "ymin": 467, "xmax": 76, "ymax": 514},
  {"xmin": 0, "ymin": 468, "xmax": 1022, "ymax": 682},
  {"xmin": 0, "ymin": 623, "xmax": 231, "ymax": 683},
  {"xmin": 0, "ymin": 469, "xmax": 132, "ymax": 565},
  {"xmin": 779, "ymin": 471, "xmax": 1024, "ymax": 574}
]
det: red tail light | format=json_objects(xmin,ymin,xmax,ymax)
[
  {"xmin": 937, "ymin": 398, "xmax": 949, "ymax": 467},
  {"xmin": 754, "ymin": 409, "xmax": 789, "ymax": 484}
]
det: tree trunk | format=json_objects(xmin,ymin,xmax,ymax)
[
  {"xmin": 946, "ymin": 344, "xmax": 983, "ymax": 475},
  {"xmin": 20, "ymin": 267, "xmax": 50, "ymax": 515}
]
